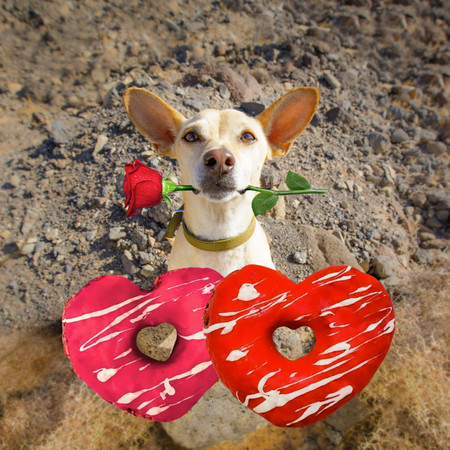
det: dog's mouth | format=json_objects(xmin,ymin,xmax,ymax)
[{"xmin": 194, "ymin": 180, "xmax": 246, "ymax": 200}]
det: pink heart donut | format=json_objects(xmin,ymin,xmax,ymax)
[
  {"xmin": 204, "ymin": 265, "xmax": 395, "ymax": 427},
  {"xmin": 63, "ymin": 268, "xmax": 222, "ymax": 422}
]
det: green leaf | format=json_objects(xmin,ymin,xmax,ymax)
[
  {"xmin": 163, "ymin": 171, "xmax": 171, "ymax": 181},
  {"xmin": 162, "ymin": 194, "xmax": 172, "ymax": 208},
  {"xmin": 252, "ymin": 192, "xmax": 278, "ymax": 217},
  {"xmin": 162, "ymin": 180, "xmax": 177, "ymax": 195},
  {"xmin": 285, "ymin": 171, "xmax": 310, "ymax": 191}
]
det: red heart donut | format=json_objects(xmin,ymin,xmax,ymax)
[
  {"xmin": 204, "ymin": 265, "xmax": 395, "ymax": 427},
  {"xmin": 63, "ymin": 268, "xmax": 222, "ymax": 422}
]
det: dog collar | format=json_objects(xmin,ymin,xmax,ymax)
[
  {"xmin": 182, "ymin": 216, "xmax": 256, "ymax": 252},
  {"xmin": 165, "ymin": 209, "xmax": 256, "ymax": 252}
]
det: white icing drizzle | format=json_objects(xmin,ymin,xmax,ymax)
[
  {"xmin": 322, "ymin": 291, "xmax": 381, "ymax": 311},
  {"xmin": 290, "ymin": 373, "xmax": 297, "ymax": 378},
  {"xmin": 247, "ymin": 361, "xmax": 267, "ymax": 375},
  {"xmin": 117, "ymin": 360, "xmax": 213, "ymax": 404},
  {"xmin": 248, "ymin": 357, "xmax": 375, "ymax": 414},
  {"xmin": 130, "ymin": 302, "xmax": 165, "ymax": 323},
  {"xmin": 329, "ymin": 322, "xmax": 350, "ymax": 328},
  {"xmin": 281, "ymin": 293, "xmax": 308, "ymax": 309},
  {"xmin": 63, "ymin": 292, "xmax": 160, "ymax": 323},
  {"xmin": 114, "ymin": 348, "xmax": 132, "ymax": 360},
  {"xmin": 286, "ymin": 385, "xmax": 353, "ymax": 426},
  {"xmin": 146, "ymin": 393, "xmax": 196, "ymax": 416},
  {"xmin": 234, "ymin": 282, "xmax": 261, "ymax": 301},
  {"xmin": 94, "ymin": 358, "xmax": 140, "ymax": 382},
  {"xmin": 167, "ymin": 277, "xmax": 209, "ymax": 290},
  {"xmin": 311, "ymin": 266, "xmax": 352, "ymax": 284},
  {"xmin": 205, "ymin": 292, "xmax": 290, "ymax": 335},
  {"xmin": 226, "ymin": 349, "xmax": 249, "ymax": 361},
  {"xmin": 202, "ymin": 283, "xmax": 216, "ymax": 294},
  {"xmin": 179, "ymin": 331, "xmax": 206, "ymax": 340},
  {"xmin": 294, "ymin": 314, "xmax": 312, "ymax": 321},
  {"xmin": 349, "ymin": 285, "xmax": 372, "ymax": 294},
  {"xmin": 319, "ymin": 311, "xmax": 335, "ymax": 317},
  {"xmin": 139, "ymin": 363, "xmax": 151, "ymax": 371},
  {"xmin": 160, "ymin": 378, "xmax": 176, "ymax": 400}
]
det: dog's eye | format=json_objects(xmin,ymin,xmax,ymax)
[
  {"xmin": 240, "ymin": 132, "xmax": 256, "ymax": 143},
  {"xmin": 183, "ymin": 131, "xmax": 199, "ymax": 142}
]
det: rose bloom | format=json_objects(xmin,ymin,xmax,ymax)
[{"xmin": 123, "ymin": 159, "xmax": 163, "ymax": 217}]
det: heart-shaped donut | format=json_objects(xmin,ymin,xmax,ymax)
[
  {"xmin": 204, "ymin": 265, "xmax": 395, "ymax": 427},
  {"xmin": 63, "ymin": 268, "xmax": 222, "ymax": 422}
]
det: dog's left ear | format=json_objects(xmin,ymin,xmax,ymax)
[{"xmin": 257, "ymin": 87, "xmax": 319, "ymax": 159}]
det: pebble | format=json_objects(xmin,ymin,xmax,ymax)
[
  {"xmin": 391, "ymin": 128, "xmax": 409, "ymax": 143},
  {"xmin": 133, "ymin": 230, "xmax": 148, "ymax": 251},
  {"xmin": 19, "ymin": 237, "xmax": 38, "ymax": 255},
  {"xmin": 86, "ymin": 230, "xmax": 97, "ymax": 241},
  {"xmin": 93, "ymin": 134, "xmax": 109, "ymax": 156},
  {"xmin": 45, "ymin": 228, "xmax": 59, "ymax": 241},
  {"xmin": 426, "ymin": 141, "xmax": 447, "ymax": 156},
  {"xmin": 412, "ymin": 192, "xmax": 427, "ymax": 207},
  {"xmin": 51, "ymin": 119, "xmax": 71, "ymax": 144},
  {"xmin": 109, "ymin": 227, "xmax": 126, "ymax": 241},
  {"xmin": 371, "ymin": 255, "xmax": 402, "ymax": 279},
  {"xmin": 293, "ymin": 251, "xmax": 308, "ymax": 264},
  {"xmin": 140, "ymin": 264, "xmax": 156, "ymax": 278},
  {"xmin": 420, "ymin": 239, "xmax": 448, "ymax": 249},
  {"xmin": 218, "ymin": 83, "xmax": 231, "ymax": 100},
  {"xmin": 436, "ymin": 210, "xmax": 449, "ymax": 222},
  {"xmin": 139, "ymin": 251, "xmax": 154, "ymax": 264},
  {"xmin": 121, "ymin": 250, "xmax": 139, "ymax": 276},
  {"xmin": 9, "ymin": 174, "xmax": 20, "ymax": 188},
  {"xmin": 367, "ymin": 132, "xmax": 390, "ymax": 154},
  {"xmin": 323, "ymin": 72, "xmax": 341, "ymax": 89}
]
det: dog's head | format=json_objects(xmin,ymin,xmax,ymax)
[{"xmin": 124, "ymin": 87, "xmax": 318, "ymax": 203}]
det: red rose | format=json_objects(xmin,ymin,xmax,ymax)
[{"xmin": 123, "ymin": 160, "xmax": 163, "ymax": 217}]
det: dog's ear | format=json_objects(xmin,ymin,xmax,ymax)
[
  {"xmin": 257, "ymin": 87, "xmax": 319, "ymax": 159},
  {"xmin": 123, "ymin": 88, "xmax": 185, "ymax": 157}
]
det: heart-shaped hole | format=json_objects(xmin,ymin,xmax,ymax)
[
  {"xmin": 136, "ymin": 323, "xmax": 177, "ymax": 362},
  {"xmin": 273, "ymin": 326, "xmax": 316, "ymax": 360}
]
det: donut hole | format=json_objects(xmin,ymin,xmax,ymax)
[
  {"xmin": 273, "ymin": 326, "xmax": 316, "ymax": 360},
  {"xmin": 136, "ymin": 323, "xmax": 177, "ymax": 362}
]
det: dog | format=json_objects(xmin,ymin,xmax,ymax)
[{"xmin": 123, "ymin": 86, "xmax": 318, "ymax": 276}]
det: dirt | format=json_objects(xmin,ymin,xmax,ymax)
[{"xmin": 0, "ymin": 0, "xmax": 449, "ymax": 448}]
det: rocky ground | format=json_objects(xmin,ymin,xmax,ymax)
[{"xmin": 0, "ymin": 0, "xmax": 449, "ymax": 449}]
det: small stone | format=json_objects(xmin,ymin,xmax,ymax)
[
  {"xmin": 183, "ymin": 98, "xmax": 204, "ymax": 112},
  {"xmin": 412, "ymin": 192, "xmax": 427, "ymax": 207},
  {"xmin": 133, "ymin": 230, "xmax": 148, "ymax": 250},
  {"xmin": 19, "ymin": 237, "xmax": 38, "ymax": 255},
  {"xmin": 367, "ymin": 132, "xmax": 390, "ymax": 154},
  {"xmin": 391, "ymin": 128, "xmax": 409, "ymax": 144},
  {"xmin": 371, "ymin": 255, "xmax": 402, "ymax": 279},
  {"xmin": 9, "ymin": 174, "xmax": 20, "ymax": 188},
  {"xmin": 426, "ymin": 141, "xmax": 447, "ymax": 156},
  {"xmin": 381, "ymin": 276, "xmax": 403, "ymax": 288},
  {"xmin": 51, "ymin": 119, "xmax": 71, "ymax": 144},
  {"xmin": 1, "ymin": 230, "xmax": 11, "ymax": 239},
  {"xmin": 93, "ymin": 134, "xmax": 109, "ymax": 156},
  {"xmin": 214, "ymin": 44, "xmax": 227, "ymax": 57},
  {"xmin": 86, "ymin": 230, "xmax": 97, "ymax": 241},
  {"xmin": 419, "ymin": 232, "xmax": 436, "ymax": 241},
  {"xmin": 404, "ymin": 206, "xmax": 415, "ymax": 216},
  {"xmin": 436, "ymin": 210, "xmax": 449, "ymax": 222},
  {"xmin": 121, "ymin": 250, "xmax": 139, "ymax": 276},
  {"xmin": 240, "ymin": 102, "xmax": 265, "ymax": 117},
  {"xmin": 324, "ymin": 72, "xmax": 341, "ymax": 89},
  {"xmin": 109, "ymin": 227, "xmax": 126, "ymax": 241},
  {"xmin": 140, "ymin": 264, "xmax": 156, "ymax": 278},
  {"xmin": 414, "ymin": 249, "xmax": 440, "ymax": 265},
  {"xmin": 218, "ymin": 83, "xmax": 231, "ymax": 100},
  {"xmin": 139, "ymin": 251, "xmax": 154, "ymax": 264},
  {"xmin": 45, "ymin": 228, "xmax": 59, "ymax": 241},
  {"xmin": 53, "ymin": 159, "xmax": 71, "ymax": 169},
  {"xmin": 325, "ymin": 107, "xmax": 353, "ymax": 126},
  {"xmin": 293, "ymin": 251, "xmax": 308, "ymax": 264},
  {"xmin": 302, "ymin": 52, "xmax": 320, "ymax": 68},
  {"xmin": 425, "ymin": 217, "xmax": 442, "ymax": 228},
  {"xmin": 22, "ymin": 208, "xmax": 40, "ymax": 235},
  {"xmin": 284, "ymin": 82, "xmax": 293, "ymax": 91},
  {"xmin": 420, "ymin": 239, "xmax": 448, "ymax": 250}
]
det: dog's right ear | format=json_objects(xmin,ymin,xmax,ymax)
[{"xmin": 123, "ymin": 88, "xmax": 185, "ymax": 157}]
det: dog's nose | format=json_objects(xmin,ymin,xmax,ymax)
[{"xmin": 203, "ymin": 149, "xmax": 235, "ymax": 175}]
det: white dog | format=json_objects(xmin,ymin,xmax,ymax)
[{"xmin": 124, "ymin": 86, "xmax": 318, "ymax": 276}]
